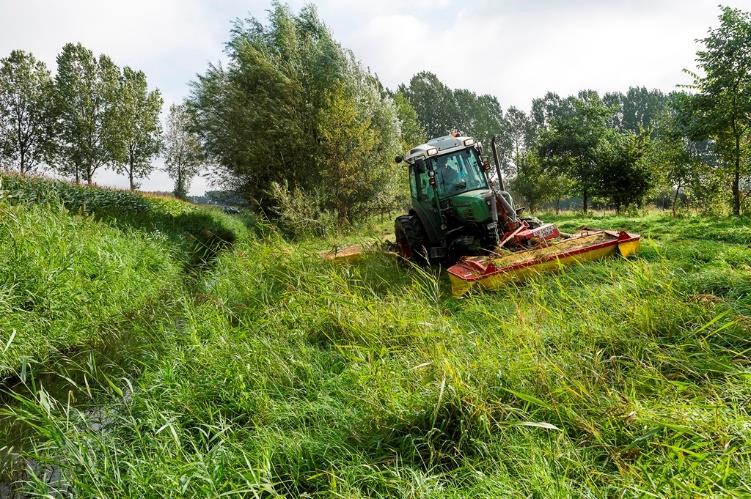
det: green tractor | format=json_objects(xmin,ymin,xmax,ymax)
[{"xmin": 394, "ymin": 132, "xmax": 555, "ymax": 264}]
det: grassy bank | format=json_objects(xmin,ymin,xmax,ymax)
[
  {"xmin": 0, "ymin": 200, "xmax": 182, "ymax": 375},
  {"xmin": 5, "ymin": 210, "xmax": 749, "ymax": 496},
  {"xmin": 0, "ymin": 174, "xmax": 248, "ymax": 483},
  {"xmin": 0, "ymin": 173, "xmax": 243, "ymax": 376}
]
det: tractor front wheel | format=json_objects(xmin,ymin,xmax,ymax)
[{"xmin": 394, "ymin": 215, "xmax": 428, "ymax": 265}]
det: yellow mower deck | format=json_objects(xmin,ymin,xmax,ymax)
[
  {"xmin": 320, "ymin": 229, "xmax": 641, "ymax": 297},
  {"xmin": 447, "ymin": 230, "xmax": 640, "ymax": 296}
]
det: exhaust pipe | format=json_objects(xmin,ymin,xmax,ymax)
[{"xmin": 491, "ymin": 135, "xmax": 505, "ymax": 191}]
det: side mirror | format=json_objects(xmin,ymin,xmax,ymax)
[
  {"xmin": 414, "ymin": 158, "xmax": 426, "ymax": 173},
  {"xmin": 394, "ymin": 155, "xmax": 403, "ymax": 164}
]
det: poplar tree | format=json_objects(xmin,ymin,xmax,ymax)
[
  {"xmin": 164, "ymin": 103, "xmax": 203, "ymax": 199},
  {"xmin": 54, "ymin": 43, "xmax": 120, "ymax": 184},
  {"xmin": 113, "ymin": 67, "xmax": 163, "ymax": 190},
  {"xmin": 0, "ymin": 50, "xmax": 55, "ymax": 174}
]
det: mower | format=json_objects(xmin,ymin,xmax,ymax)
[{"xmin": 324, "ymin": 131, "xmax": 640, "ymax": 296}]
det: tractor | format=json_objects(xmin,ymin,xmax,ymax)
[
  {"xmin": 393, "ymin": 131, "xmax": 559, "ymax": 264},
  {"xmin": 323, "ymin": 131, "xmax": 640, "ymax": 296}
]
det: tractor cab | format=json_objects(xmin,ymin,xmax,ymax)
[{"xmin": 395, "ymin": 134, "xmax": 507, "ymax": 262}]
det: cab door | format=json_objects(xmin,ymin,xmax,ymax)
[{"xmin": 409, "ymin": 159, "xmax": 441, "ymax": 244}]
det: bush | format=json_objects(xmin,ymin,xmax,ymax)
[{"xmin": 268, "ymin": 180, "xmax": 337, "ymax": 239}]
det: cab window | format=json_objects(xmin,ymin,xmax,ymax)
[
  {"xmin": 410, "ymin": 162, "xmax": 434, "ymax": 202},
  {"xmin": 432, "ymin": 149, "xmax": 487, "ymax": 197}
]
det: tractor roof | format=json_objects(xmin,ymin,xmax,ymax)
[{"xmin": 404, "ymin": 135, "xmax": 476, "ymax": 164}]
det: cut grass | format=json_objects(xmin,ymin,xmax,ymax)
[{"xmin": 3, "ymin": 206, "xmax": 751, "ymax": 496}]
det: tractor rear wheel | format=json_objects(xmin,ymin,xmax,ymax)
[{"xmin": 395, "ymin": 215, "xmax": 428, "ymax": 265}]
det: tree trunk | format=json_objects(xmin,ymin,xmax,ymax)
[
  {"xmin": 17, "ymin": 116, "xmax": 25, "ymax": 175},
  {"xmin": 176, "ymin": 168, "xmax": 183, "ymax": 198},
  {"xmin": 129, "ymin": 158, "xmax": 135, "ymax": 190},
  {"xmin": 555, "ymin": 197, "xmax": 561, "ymax": 214},
  {"xmin": 733, "ymin": 134, "xmax": 741, "ymax": 216},
  {"xmin": 582, "ymin": 190, "xmax": 588, "ymax": 213},
  {"xmin": 671, "ymin": 183, "xmax": 682, "ymax": 218}
]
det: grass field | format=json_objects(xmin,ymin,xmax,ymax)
[{"xmin": 1, "ymin": 177, "xmax": 750, "ymax": 496}]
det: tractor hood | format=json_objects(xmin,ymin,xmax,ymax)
[{"xmin": 449, "ymin": 189, "xmax": 494, "ymax": 224}]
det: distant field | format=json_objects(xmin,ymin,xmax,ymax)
[{"xmin": 1, "ymin": 179, "xmax": 750, "ymax": 496}]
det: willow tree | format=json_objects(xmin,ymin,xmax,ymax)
[{"xmin": 189, "ymin": 3, "xmax": 401, "ymax": 223}]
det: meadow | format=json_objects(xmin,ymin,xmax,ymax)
[{"xmin": 1, "ymin": 175, "xmax": 750, "ymax": 496}]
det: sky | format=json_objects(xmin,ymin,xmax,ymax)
[{"xmin": 1, "ymin": 0, "xmax": 747, "ymax": 194}]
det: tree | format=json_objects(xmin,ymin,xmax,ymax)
[
  {"xmin": 164, "ymin": 103, "xmax": 203, "ymax": 199},
  {"xmin": 688, "ymin": 6, "xmax": 751, "ymax": 215},
  {"xmin": 537, "ymin": 91, "xmax": 612, "ymax": 212},
  {"xmin": 453, "ymin": 90, "xmax": 505, "ymax": 148},
  {"xmin": 598, "ymin": 131, "xmax": 653, "ymax": 212},
  {"xmin": 393, "ymin": 90, "xmax": 425, "ymax": 148},
  {"xmin": 650, "ymin": 94, "xmax": 716, "ymax": 215},
  {"xmin": 113, "ymin": 67, "xmax": 163, "ymax": 190},
  {"xmin": 399, "ymin": 72, "xmax": 458, "ymax": 139},
  {"xmin": 54, "ymin": 43, "xmax": 121, "ymax": 184},
  {"xmin": 0, "ymin": 50, "xmax": 55, "ymax": 174},
  {"xmin": 400, "ymin": 71, "xmax": 506, "ymax": 149},
  {"xmin": 189, "ymin": 3, "xmax": 401, "ymax": 223},
  {"xmin": 505, "ymin": 106, "xmax": 535, "ymax": 177},
  {"xmin": 510, "ymin": 151, "xmax": 554, "ymax": 213},
  {"xmin": 604, "ymin": 87, "xmax": 667, "ymax": 134}
]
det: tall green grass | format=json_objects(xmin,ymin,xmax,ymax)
[
  {"xmin": 0, "ymin": 201, "xmax": 182, "ymax": 375},
  {"xmin": 5, "ymin": 212, "xmax": 749, "ymax": 496},
  {"xmin": 0, "ymin": 174, "xmax": 244, "ymax": 377}
]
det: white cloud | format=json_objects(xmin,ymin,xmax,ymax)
[{"xmin": 345, "ymin": 0, "xmax": 727, "ymax": 109}]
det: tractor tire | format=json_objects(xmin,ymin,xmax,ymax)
[{"xmin": 394, "ymin": 215, "xmax": 429, "ymax": 265}]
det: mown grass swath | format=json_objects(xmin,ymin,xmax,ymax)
[{"xmin": 2, "ymin": 175, "xmax": 748, "ymax": 496}]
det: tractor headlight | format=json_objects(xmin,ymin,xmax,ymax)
[
  {"xmin": 427, "ymin": 148, "xmax": 438, "ymax": 156},
  {"xmin": 463, "ymin": 138, "xmax": 475, "ymax": 146}
]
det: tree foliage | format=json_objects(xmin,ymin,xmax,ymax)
[
  {"xmin": 0, "ymin": 50, "xmax": 55, "ymax": 174},
  {"xmin": 400, "ymin": 71, "xmax": 505, "ymax": 149},
  {"xmin": 687, "ymin": 6, "xmax": 751, "ymax": 215},
  {"xmin": 598, "ymin": 131, "xmax": 653, "ymax": 212},
  {"xmin": 189, "ymin": 3, "xmax": 401, "ymax": 223},
  {"xmin": 54, "ymin": 43, "xmax": 121, "ymax": 184},
  {"xmin": 537, "ymin": 92, "xmax": 613, "ymax": 212},
  {"xmin": 113, "ymin": 67, "xmax": 163, "ymax": 190},
  {"xmin": 164, "ymin": 103, "xmax": 204, "ymax": 199},
  {"xmin": 604, "ymin": 87, "xmax": 668, "ymax": 133},
  {"xmin": 393, "ymin": 90, "xmax": 425, "ymax": 149}
]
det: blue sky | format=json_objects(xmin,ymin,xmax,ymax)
[{"xmin": 0, "ymin": 0, "xmax": 745, "ymax": 193}]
